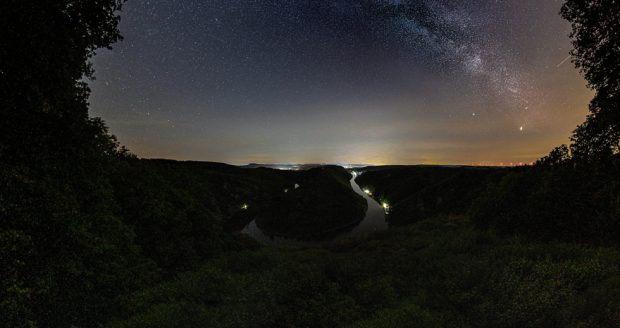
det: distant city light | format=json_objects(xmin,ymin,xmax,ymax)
[
  {"xmin": 241, "ymin": 203, "xmax": 248, "ymax": 210},
  {"xmin": 284, "ymin": 188, "xmax": 288, "ymax": 193}
]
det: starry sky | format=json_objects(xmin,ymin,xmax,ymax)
[{"xmin": 89, "ymin": 0, "xmax": 592, "ymax": 165}]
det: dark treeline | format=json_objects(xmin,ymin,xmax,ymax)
[
  {"xmin": 356, "ymin": 166, "xmax": 511, "ymax": 226},
  {"xmin": 356, "ymin": 161, "xmax": 620, "ymax": 245},
  {"xmin": 1, "ymin": 0, "xmax": 620, "ymax": 327}
]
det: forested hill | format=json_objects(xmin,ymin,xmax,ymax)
[
  {"xmin": 356, "ymin": 166, "xmax": 510, "ymax": 226},
  {"xmin": 2, "ymin": 0, "xmax": 620, "ymax": 327}
]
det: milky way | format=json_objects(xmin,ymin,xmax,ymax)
[{"xmin": 90, "ymin": 0, "xmax": 592, "ymax": 165}]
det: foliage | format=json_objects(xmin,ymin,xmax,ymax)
[
  {"xmin": 0, "ymin": 1, "xmax": 145, "ymax": 326},
  {"xmin": 2, "ymin": 0, "xmax": 620, "ymax": 327},
  {"xmin": 108, "ymin": 217, "xmax": 620, "ymax": 328},
  {"xmin": 560, "ymin": 0, "xmax": 620, "ymax": 161},
  {"xmin": 356, "ymin": 166, "xmax": 508, "ymax": 225},
  {"xmin": 110, "ymin": 159, "xmax": 294, "ymax": 274},
  {"xmin": 470, "ymin": 159, "xmax": 620, "ymax": 245},
  {"xmin": 0, "ymin": 0, "xmax": 125, "ymax": 168}
]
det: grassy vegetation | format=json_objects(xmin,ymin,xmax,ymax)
[
  {"xmin": 5, "ymin": 155, "xmax": 619, "ymax": 327},
  {"xmin": 97, "ymin": 163, "xmax": 620, "ymax": 328},
  {"xmin": 3, "ymin": 1, "xmax": 620, "ymax": 326},
  {"xmin": 107, "ymin": 216, "xmax": 620, "ymax": 328}
]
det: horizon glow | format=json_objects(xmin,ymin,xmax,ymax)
[{"xmin": 90, "ymin": 0, "xmax": 592, "ymax": 165}]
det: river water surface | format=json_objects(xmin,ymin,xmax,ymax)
[{"xmin": 241, "ymin": 171, "xmax": 387, "ymax": 246}]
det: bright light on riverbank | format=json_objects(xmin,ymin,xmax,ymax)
[{"xmin": 382, "ymin": 202, "xmax": 390, "ymax": 213}]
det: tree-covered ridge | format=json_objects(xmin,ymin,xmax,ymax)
[
  {"xmin": 355, "ymin": 166, "xmax": 509, "ymax": 226},
  {"xmin": 356, "ymin": 162, "xmax": 620, "ymax": 246},
  {"xmin": 1, "ymin": 0, "xmax": 620, "ymax": 327}
]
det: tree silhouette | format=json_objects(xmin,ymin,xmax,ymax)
[
  {"xmin": 0, "ymin": 0, "xmax": 125, "ymax": 166},
  {"xmin": 0, "ymin": 2, "xmax": 140, "ymax": 327},
  {"xmin": 561, "ymin": 0, "xmax": 620, "ymax": 161}
]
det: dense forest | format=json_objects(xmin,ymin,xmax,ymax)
[{"xmin": 1, "ymin": 0, "xmax": 619, "ymax": 327}]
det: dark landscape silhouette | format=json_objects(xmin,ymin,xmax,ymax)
[{"xmin": 1, "ymin": 1, "xmax": 619, "ymax": 327}]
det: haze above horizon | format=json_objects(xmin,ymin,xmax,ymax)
[{"xmin": 90, "ymin": 0, "xmax": 591, "ymax": 165}]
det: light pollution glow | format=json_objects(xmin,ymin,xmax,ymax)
[{"xmin": 90, "ymin": 0, "xmax": 592, "ymax": 165}]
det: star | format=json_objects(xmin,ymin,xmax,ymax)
[{"xmin": 88, "ymin": 0, "xmax": 591, "ymax": 165}]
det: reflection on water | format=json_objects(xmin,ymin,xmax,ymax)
[
  {"xmin": 346, "ymin": 172, "xmax": 389, "ymax": 237},
  {"xmin": 241, "ymin": 171, "xmax": 387, "ymax": 246}
]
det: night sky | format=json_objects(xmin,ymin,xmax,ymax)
[{"xmin": 89, "ymin": 0, "xmax": 592, "ymax": 165}]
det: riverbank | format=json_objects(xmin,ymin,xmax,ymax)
[
  {"xmin": 252, "ymin": 166, "xmax": 368, "ymax": 240},
  {"xmin": 242, "ymin": 173, "xmax": 387, "ymax": 245}
]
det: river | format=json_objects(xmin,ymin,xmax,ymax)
[{"xmin": 241, "ymin": 171, "xmax": 388, "ymax": 246}]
